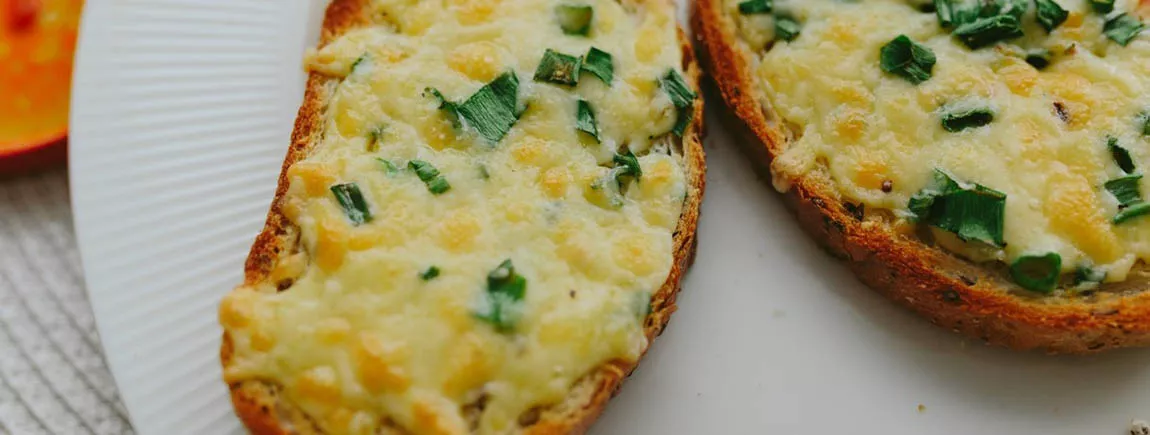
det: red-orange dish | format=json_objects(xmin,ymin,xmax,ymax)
[{"xmin": 0, "ymin": 0, "xmax": 83, "ymax": 175}]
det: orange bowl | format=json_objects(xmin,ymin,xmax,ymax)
[{"xmin": 0, "ymin": 0, "xmax": 83, "ymax": 176}]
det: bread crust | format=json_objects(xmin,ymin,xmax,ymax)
[
  {"xmin": 692, "ymin": 0, "xmax": 1150, "ymax": 354},
  {"xmin": 220, "ymin": 0, "xmax": 706, "ymax": 433}
]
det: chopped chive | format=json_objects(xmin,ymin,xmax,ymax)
[
  {"xmin": 1034, "ymin": 0, "xmax": 1068, "ymax": 32},
  {"xmin": 1010, "ymin": 253, "xmax": 1062, "ymax": 293},
  {"xmin": 775, "ymin": 15, "xmax": 801, "ymax": 42},
  {"xmin": 331, "ymin": 183, "xmax": 372, "ymax": 225},
  {"xmin": 1104, "ymin": 14, "xmax": 1145, "ymax": 46},
  {"xmin": 475, "ymin": 259, "xmax": 527, "ymax": 332},
  {"xmin": 420, "ymin": 266, "xmax": 440, "ymax": 281},
  {"xmin": 533, "ymin": 49, "xmax": 582, "ymax": 86},
  {"xmin": 941, "ymin": 105, "xmax": 994, "ymax": 132},
  {"xmin": 1114, "ymin": 202, "xmax": 1150, "ymax": 224},
  {"xmin": 575, "ymin": 99, "xmax": 600, "ymax": 142},
  {"xmin": 377, "ymin": 158, "xmax": 400, "ymax": 175},
  {"xmin": 1091, "ymin": 0, "xmax": 1115, "ymax": 14},
  {"xmin": 426, "ymin": 87, "xmax": 463, "ymax": 130},
  {"xmin": 366, "ymin": 125, "xmax": 385, "ymax": 152},
  {"xmin": 457, "ymin": 72, "xmax": 522, "ymax": 143},
  {"xmin": 1025, "ymin": 48, "xmax": 1052, "ymax": 70},
  {"xmin": 880, "ymin": 35, "xmax": 937, "ymax": 85},
  {"xmin": 933, "ymin": 0, "xmax": 955, "ymax": 27},
  {"xmin": 1105, "ymin": 174, "xmax": 1143, "ymax": 207},
  {"xmin": 1140, "ymin": 111, "xmax": 1150, "ymax": 136},
  {"xmin": 737, "ymin": 0, "xmax": 771, "ymax": 14},
  {"xmin": 952, "ymin": 15, "xmax": 1024, "ymax": 49},
  {"xmin": 478, "ymin": 164, "xmax": 490, "ymax": 180},
  {"xmin": 581, "ymin": 47, "xmax": 614, "ymax": 85},
  {"xmin": 1109, "ymin": 137, "xmax": 1136, "ymax": 173},
  {"xmin": 556, "ymin": 4, "xmax": 593, "ymax": 36},
  {"xmin": 613, "ymin": 150, "xmax": 642, "ymax": 183},
  {"xmin": 909, "ymin": 169, "xmax": 1006, "ymax": 246},
  {"xmin": 659, "ymin": 69, "xmax": 697, "ymax": 137},
  {"xmin": 409, "ymin": 160, "xmax": 451, "ymax": 195}
]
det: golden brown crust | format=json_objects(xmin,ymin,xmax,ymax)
[
  {"xmin": 692, "ymin": 0, "xmax": 1150, "ymax": 354},
  {"xmin": 221, "ymin": 0, "xmax": 706, "ymax": 433}
]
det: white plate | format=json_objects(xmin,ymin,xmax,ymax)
[{"xmin": 69, "ymin": 1, "xmax": 1150, "ymax": 434}]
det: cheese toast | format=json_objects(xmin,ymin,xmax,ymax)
[
  {"xmin": 219, "ymin": 0, "xmax": 705, "ymax": 433},
  {"xmin": 695, "ymin": 0, "xmax": 1150, "ymax": 353}
]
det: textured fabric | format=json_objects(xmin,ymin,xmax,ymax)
[{"xmin": 0, "ymin": 170, "xmax": 134, "ymax": 435}]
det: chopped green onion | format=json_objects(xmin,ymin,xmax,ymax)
[
  {"xmin": 1139, "ymin": 111, "xmax": 1150, "ymax": 136},
  {"xmin": 908, "ymin": 169, "xmax": 1006, "ymax": 246},
  {"xmin": 632, "ymin": 291, "xmax": 652, "ymax": 320},
  {"xmin": 1109, "ymin": 137, "xmax": 1136, "ymax": 173},
  {"xmin": 478, "ymin": 164, "xmax": 490, "ymax": 180},
  {"xmin": 775, "ymin": 15, "xmax": 801, "ymax": 42},
  {"xmin": 349, "ymin": 54, "xmax": 370, "ymax": 75},
  {"xmin": 1091, "ymin": 0, "xmax": 1115, "ymax": 14},
  {"xmin": 944, "ymin": 0, "xmax": 1026, "ymax": 28},
  {"xmin": 933, "ymin": 0, "xmax": 955, "ymax": 27},
  {"xmin": 737, "ymin": 0, "xmax": 771, "ymax": 14},
  {"xmin": 660, "ymin": 69, "xmax": 696, "ymax": 108},
  {"xmin": 613, "ymin": 150, "xmax": 642, "ymax": 183},
  {"xmin": 420, "ymin": 266, "xmax": 441, "ymax": 281},
  {"xmin": 1105, "ymin": 174, "xmax": 1143, "ymax": 207},
  {"xmin": 377, "ymin": 158, "xmax": 399, "ymax": 175},
  {"xmin": 1024, "ymin": 49, "xmax": 1052, "ymax": 70},
  {"xmin": 331, "ymin": 183, "xmax": 373, "ymax": 225},
  {"xmin": 672, "ymin": 108, "xmax": 695, "ymax": 137},
  {"xmin": 409, "ymin": 160, "xmax": 451, "ymax": 195},
  {"xmin": 575, "ymin": 99, "xmax": 599, "ymax": 142},
  {"xmin": 933, "ymin": 185, "xmax": 1007, "ymax": 246},
  {"xmin": 1075, "ymin": 265, "xmax": 1107, "ymax": 287},
  {"xmin": 659, "ymin": 69, "xmax": 697, "ymax": 137},
  {"xmin": 998, "ymin": 0, "xmax": 1029, "ymax": 19},
  {"xmin": 941, "ymin": 105, "xmax": 994, "ymax": 132},
  {"xmin": 908, "ymin": 169, "xmax": 961, "ymax": 219},
  {"xmin": 880, "ymin": 35, "xmax": 937, "ymax": 85},
  {"xmin": 425, "ymin": 87, "xmax": 463, "ymax": 130},
  {"xmin": 581, "ymin": 47, "xmax": 614, "ymax": 85},
  {"xmin": 366, "ymin": 125, "xmax": 385, "ymax": 152},
  {"xmin": 952, "ymin": 15, "xmax": 1024, "ymax": 49},
  {"xmin": 533, "ymin": 49, "xmax": 581, "ymax": 86},
  {"xmin": 1010, "ymin": 253, "xmax": 1062, "ymax": 293},
  {"xmin": 556, "ymin": 4, "xmax": 593, "ymax": 36},
  {"xmin": 1034, "ymin": 0, "xmax": 1068, "ymax": 32},
  {"xmin": 590, "ymin": 173, "xmax": 625, "ymax": 209},
  {"xmin": 475, "ymin": 259, "xmax": 527, "ymax": 332},
  {"xmin": 1114, "ymin": 202, "xmax": 1150, "ymax": 224},
  {"xmin": 457, "ymin": 72, "xmax": 522, "ymax": 143},
  {"xmin": 1104, "ymin": 14, "xmax": 1145, "ymax": 46}
]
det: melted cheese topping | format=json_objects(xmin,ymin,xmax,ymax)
[
  {"xmin": 221, "ymin": 0, "xmax": 689, "ymax": 433},
  {"xmin": 730, "ymin": 0, "xmax": 1150, "ymax": 283}
]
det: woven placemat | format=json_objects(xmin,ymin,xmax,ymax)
[{"xmin": 0, "ymin": 169, "xmax": 134, "ymax": 435}]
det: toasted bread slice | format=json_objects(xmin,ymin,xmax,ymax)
[
  {"xmin": 694, "ymin": 0, "xmax": 1150, "ymax": 353},
  {"xmin": 220, "ymin": 0, "xmax": 704, "ymax": 433}
]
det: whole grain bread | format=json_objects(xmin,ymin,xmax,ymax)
[
  {"xmin": 219, "ymin": 0, "xmax": 706, "ymax": 433},
  {"xmin": 693, "ymin": 0, "xmax": 1150, "ymax": 354}
]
